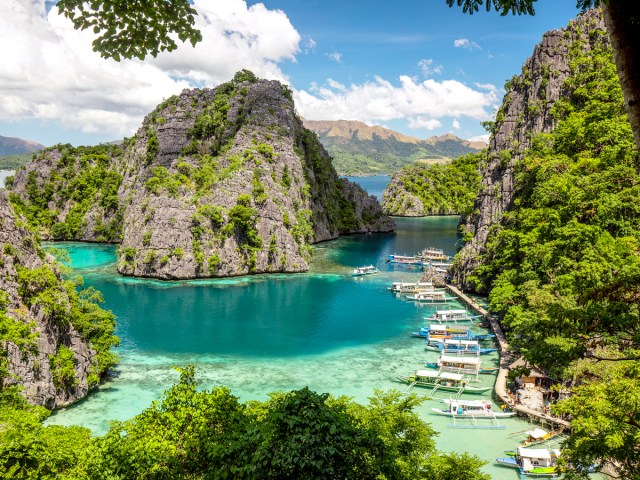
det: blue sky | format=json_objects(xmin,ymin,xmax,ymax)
[{"xmin": 0, "ymin": 0, "xmax": 581, "ymax": 146}]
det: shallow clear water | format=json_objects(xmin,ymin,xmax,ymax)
[{"xmin": 45, "ymin": 217, "xmax": 565, "ymax": 479}]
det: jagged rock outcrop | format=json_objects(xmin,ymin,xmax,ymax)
[
  {"xmin": 454, "ymin": 10, "xmax": 607, "ymax": 288},
  {"xmin": 8, "ymin": 73, "xmax": 393, "ymax": 279},
  {"xmin": 116, "ymin": 77, "xmax": 393, "ymax": 279},
  {"xmin": 9, "ymin": 144, "xmax": 126, "ymax": 243},
  {"xmin": 381, "ymin": 177, "xmax": 425, "ymax": 216},
  {"xmin": 0, "ymin": 191, "xmax": 107, "ymax": 408}
]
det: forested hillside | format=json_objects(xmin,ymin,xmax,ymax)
[
  {"xmin": 380, "ymin": 152, "xmax": 483, "ymax": 216},
  {"xmin": 457, "ymin": 14, "xmax": 640, "ymax": 478},
  {"xmin": 304, "ymin": 120, "xmax": 484, "ymax": 175}
]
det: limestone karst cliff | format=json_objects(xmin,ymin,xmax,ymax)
[
  {"xmin": 8, "ymin": 72, "xmax": 394, "ymax": 280},
  {"xmin": 453, "ymin": 9, "xmax": 607, "ymax": 289},
  {"xmin": 0, "ymin": 191, "xmax": 117, "ymax": 408}
]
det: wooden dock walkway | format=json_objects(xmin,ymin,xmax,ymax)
[{"xmin": 446, "ymin": 284, "xmax": 570, "ymax": 429}]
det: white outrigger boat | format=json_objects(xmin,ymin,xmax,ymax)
[
  {"xmin": 496, "ymin": 447, "xmax": 561, "ymax": 477},
  {"xmin": 387, "ymin": 254, "xmax": 422, "ymax": 266},
  {"xmin": 424, "ymin": 309, "xmax": 483, "ymax": 323},
  {"xmin": 425, "ymin": 338, "xmax": 498, "ymax": 355},
  {"xmin": 352, "ymin": 265, "xmax": 379, "ymax": 276},
  {"xmin": 420, "ymin": 247, "xmax": 451, "ymax": 262},
  {"xmin": 395, "ymin": 370, "xmax": 492, "ymax": 396},
  {"xmin": 412, "ymin": 324, "xmax": 469, "ymax": 339},
  {"xmin": 388, "ymin": 281, "xmax": 440, "ymax": 293},
  {"xmin": 424, "ymin": 354, "xmax": 499, "ymax": 376},
  {"xmin": 406, "ymin": 290, "xmax": 456, "ymax": 303},
  {"xmin": 432, "ymin": 399, "xmax": 517, "ymax": 418}
]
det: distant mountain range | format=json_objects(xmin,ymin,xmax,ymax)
[
  {"xmin": 303, "ymin": 119, "xmax": 487, "ymax": 175},
  {"xmin": 0, "ymin": 135, "xmax": 45, "ymax": 156}
]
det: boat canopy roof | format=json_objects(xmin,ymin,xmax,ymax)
[
  {"xmin": 443, "ymin": 339, "xmax": 479, "ymax": 346},
  {"xmin": 517, "ymin": 448, "xmax": 556, "ymax": 459},
  {"xmin": 444, "ymin": 399, "xmax": 490, "ymax": 406},
  {"xmin": 439, "ymin": 372, "xmax": 464, "ymax": 381},
  {"xmin": 440, "ymin": 355, "xmax": 481, "ymax": 365},
  {"xmin": 526, "ymin": 428, "xmax": 549, "ymax": 439},
  {"xmin": 436, "ymin": 309, "xmax": 468, "ymax": 315},
  {"xmin": 415, "ymin": 370, "xmax": 440, "ymax": 378},
  {"xmin": 429, "ymin": 324, "xmax": 448, "ymax": 331}
]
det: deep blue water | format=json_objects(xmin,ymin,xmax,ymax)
[
  {"xmin": 344, "ymin": 175, "xmax": 390, "ymax": 200},
  {"xmin": 62, "ymin": 217, "xmax": 460, "ymax": 358}
]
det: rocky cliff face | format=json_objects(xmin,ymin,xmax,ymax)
[
  {"xmin": 454, "ymin": 10, "xmax": 607, "ymax": 288},
  {"xmin": 0, "ymin": 191, "xmax": 110, "ymax": 408},
  {"xmin": 9, "ymin": 144, "xmax": 126, "ymax": 243},
  {"xmin": 8, "ymin": 73, "xmax": 393, "ymax": 280},
  {"xmin": 116, "ymin": 77, "xmax": 393, "ymax": 279}
]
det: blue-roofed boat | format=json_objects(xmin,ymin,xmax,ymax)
[{"xmin": 425, "ymin": 338, "xmax": 498, "ymax": 355}]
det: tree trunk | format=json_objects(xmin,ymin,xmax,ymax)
[{"xmin": 603, "ymin": 2, "xmax": 640, "ymax": 152}]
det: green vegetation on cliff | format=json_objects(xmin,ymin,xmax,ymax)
[
  {"xmin": 0, "ymin": 366, "xmax": 488, "ymax": 479},
  {"xmin": 0, "ymin": 153, "xmax": 31, "ymax": 171},
  {"xmin": 463, "ymin": 27, "xmax": 640, "ymax": 478},
  {"xmin": 8, "ymin": 143, "xmax": 124, "ymax": 242},
  {"xmin": 1, "ymin": 248, "xmax": 119, "ymax": 391},
  {"xmin": 381, "ymin": 153, "xmax": 483, "ymax": 216}
]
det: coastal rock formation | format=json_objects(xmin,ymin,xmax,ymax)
[
  {"xmin": 454, "ymin": 10, "xmax": 607, "ymax": 288},
  {"xmin": 9, "ymin": 143, "xmax": 126, "ymax": 243},
  {"xmin": 8, "ymin": 72, "xmax": 393, "ymax": 279},
  {"xmin": 380, "ymin": 153, "xmax": 483, "ymax": 217},
  {"xmin": 0, "ymin": 191, "xmax": 115, "ymax": 408}
]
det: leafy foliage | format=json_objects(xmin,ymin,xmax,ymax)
[
  {"xmin": 56, "ymin": 0, "xmax": 203, "ymax": 61},
  {"xmin": 8, "ymin": 144, "xmax": 124, "ymax": 242},
  {"xmin": 461, "ymin": 20, "xmax": 639, "ymax": 478},
  {"xmin": 0, "ymin": 367, "xmax": 488, "ymax": 479},
  {"xmin": 382, "ymin": 152, "xmax": 483, "ymax": 216}
]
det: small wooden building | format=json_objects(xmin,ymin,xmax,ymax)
[{"xmin": 509, "ymin": 357, "xmax": 552, "ymax": 390}]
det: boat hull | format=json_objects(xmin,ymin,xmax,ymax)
[
  {"xmin": 395, "ymin": 375, "xmax": 491, "ymax": 394},
  {"xmin": 431, "ymin": 408, "xmax": 517, "ymax": 418}
]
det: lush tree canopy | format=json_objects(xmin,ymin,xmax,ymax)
[
  {"xmin": 381, "ymin": 152, "xmax": 483, "ymax": 216},
  {"xmin": 462, "ymin": 21, "xmax": 640, "ymax": 479},
  {"xmin": 0, "ymin": 366, "xmax": 490, "ymax": 479},
  {"xmin": 56, "ymin": 0, "xmax": 203, "ymax": 60}
]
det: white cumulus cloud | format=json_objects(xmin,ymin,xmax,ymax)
[
  {"xmin": 0, "ymin": 0, "xmax": 301, "ymax": 138},
  {"xmin": 295, "ymin": 75, "xmax": 497, "ymax": 130},
  {"xmin": 454, "ymin": 38, "xmax": 481, "ymax": 50},
  {"xmin": 469, "ymin": 134, "xmax": 490, "ymax": 143},
  {"xmin": 408, "ymin": 117, "xmax": 442, "ymax": 131},
  {"xmin": 418, "ymin": 58, "xmax": 443, "ymax": 77},
  {"xmin": 326, "ymin": 51, "xmax": 343, "ymax": 63},
  {"xmin": 452, "ymin": 119, "xmax": 461, "ymax": 130}
]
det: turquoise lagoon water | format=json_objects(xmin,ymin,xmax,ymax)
[{"xmin": 46, "ymin": 217, "xmax": 559, "ymax": 479}]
